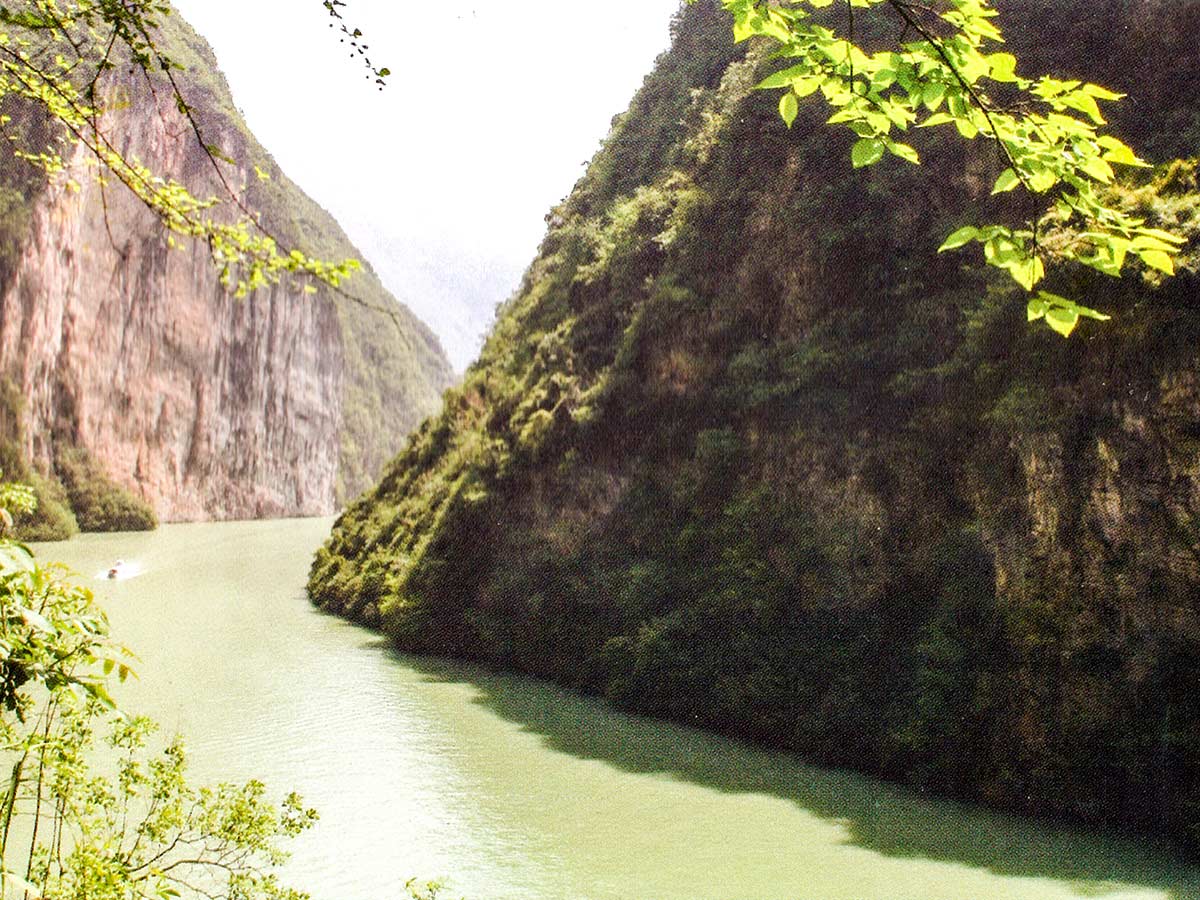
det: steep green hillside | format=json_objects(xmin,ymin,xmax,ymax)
[{"xmin": 311, "ymin": 1, "xmax": 1200, "ymax": 843}]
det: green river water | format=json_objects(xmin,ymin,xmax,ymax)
[{"xmin": 35, "ymin": 519, "xmax": 1200, "ymax": 900}]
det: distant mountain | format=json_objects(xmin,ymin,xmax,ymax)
[{"xmin": 345, "ymin": 223, "xmax": 523, "ymax": 372}]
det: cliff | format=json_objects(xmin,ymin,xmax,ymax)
[
  {"xmin": 310, "ymin": 1, "xmax": 1200, "ymax": 844},
  {"xmin": 0, "ymin": 13, "xmax": 454, "ymax": 526}
]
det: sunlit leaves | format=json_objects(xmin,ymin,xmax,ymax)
[
  {"xmin": 0, "ymin": 0, "xmax": 363, "ymax": 298},
  {"xmin": 780, "ymin": 91, "xmax": 799, "ymax": 127},
  {"xmin": 851, "ymin": 137, "xmax": 884, "ymax": 168},
  {"xmin": 693, "ymin": 0, "xmax": 1187, "ymax": 336},
  {"xmin": 938, "ymin": 225, "xmax": 979, "ymax": 251},
  {"xmin": 1026, "ymin": 291, "xmax": 1110, "ymax": 337},
  {"xmin": 992, "ymin": 169, "xmax": 1020, "ymax": 194},
  {"xmin": 1140, "ymin": 249, "xmax": 1175, "ymax": 275}
]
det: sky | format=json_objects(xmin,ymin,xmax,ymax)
[{"xmin": 169, "ymin": 0, "xmax": 684, "ymax": 370}]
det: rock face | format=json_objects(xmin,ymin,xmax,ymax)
[
  {"xmin": 311, "ymin": 1, "xmax": 1200, "ymax": 843},
  {"xmin": 0, "ymin": 15, "xmax": 453, "ymax": 521}
]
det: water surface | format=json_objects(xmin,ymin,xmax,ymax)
[{"xmin": 37, "ymin": 520, "xmax": 1200, "ymax": 900}]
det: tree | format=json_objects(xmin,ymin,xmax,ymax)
[
  {"xmin": 0, "ymin": 1, "xmax": 372, "ymax": 298},
  {"xmin": 322, "ymin": 0, "xmax": 391, "ymax": 88},
  {"xmin": 695, "ymin": 0, "xmax": 1187, "ymax": 336},
  {"xmin": 0, "ymin": 483, "xmax": 318, "ymax": 900}
]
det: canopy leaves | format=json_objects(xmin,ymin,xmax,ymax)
[{"xmin": 699, "ymin": 0, "xmax": 1188, "ymax": 336}]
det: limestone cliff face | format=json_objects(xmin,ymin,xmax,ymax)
[{"xmin": 0, "ymin": 16, "xmax": 453, "ymax": 522}]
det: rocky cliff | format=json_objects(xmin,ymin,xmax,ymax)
[
  {"xmin": 0, "ymin": 14, "xmax": 453, "ymax": 524},
  {"xmin": 310, "ymin": 1, "xmax": 1200, "ymax": 844}
]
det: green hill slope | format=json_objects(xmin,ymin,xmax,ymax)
[{"xmin": 310, "ymin": 0, "xmax": 1200, "ymax": 844}]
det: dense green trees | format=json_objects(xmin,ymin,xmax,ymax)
[
  {"xmin": 697, "ymin": 0, "xmax": 1185, "ymax": 334},
  {"xmin": 311, "ymin": 0, "xmax": 1200, "ymax": 846}
]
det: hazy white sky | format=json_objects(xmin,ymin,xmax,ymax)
[{"xmin": 169, "ymin": 0, "xmax": 683, "ymax": 367}]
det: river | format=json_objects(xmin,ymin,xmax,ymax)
[{"xmin": 34, "ymin": 519, "xmax": 1200, "ymax": 900}]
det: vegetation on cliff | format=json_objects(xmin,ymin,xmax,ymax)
[
  {"xmin": 0, "ymin": 6, "xmax": 454, "ymax": 525},
  {"xmin": 54, "ymin": 448, "xmax": 158, "ymax": 533},
  {"xmin": 153, "ymin": 15, "xmax": 455, "ymax": 501},
  {"xmin": 311, "ymin": 0, "xmax": 1200, "ymax": 846},
  {"xmin": 707, "ymin": 0, "xmax": 1185, "ymax": 333}
]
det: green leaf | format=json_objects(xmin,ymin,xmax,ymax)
[
  {"xmin": 938, "ymin": 226, "xmax": 978, "ymax": 252},
  {"xmin": 988, "ymin": 53, "xmax": 1018, "ymax": 82},
  {"xmin": 757, "ymin": 64, "xmax": 809, "ymax": 90},
  {"xmin": 793, "ymin": 76, "xmax": 823, "ymax": 98},
  {"xmin": 1027, "ymin": 296, "xmax": 1049, "ymax": 322},
  {"xmin": 1130, "ymin": 234, "xmax": 1182, "ymax": 253},
  {"xmin": 1082, "ymin": 83, "xmax": 1124, "ymax": 100},
  {"xmin": 1008, "ymin": 255, "xmax": 1045, "ymax": 292},
  {"xmin": 887, "ymin": 141, "xmax": 920, "ymax": 164},
  {"xmin": 1035, "ymin": 291, "xmax": 1112, "ymax": 325},
  {"xmin": 780, "ymin": 92, "xmax": 799, "ymax": 128},
  {"xmin": 1079, "ymin": 155, "xmax": 1114, "ymax": 183},
  {"xmin": 1140, "ymin": 249, "xmax": 1175, "ymax": 275},
  {"xmin": 918, "ymin": 112, "xmax": 954, "ymax": 128},
  {"xmin": 1096, "ymin": 135, "xmax": 1145, "ymax": 167},
  {"xmin": 1064, "ymin": 91, "xmax": 1105, "ymax": 124},
  {"xmin": 1135, "ymin": 227, "xmax": 1186, "ymax": 244},
  {"xmin": 851, "ymin": 138, "xmax": 885, "ymax": 168},
  {"xmin": 922, "ymin": 81, "xmax": 947, "ymax": 111},
  {"xmin": 1045, "ymin": 306, "xmax": 1080, "ymax": 337},
  {"xmin": 991, "ymin": 168, "xmax": 1020, "ymax": 194}
]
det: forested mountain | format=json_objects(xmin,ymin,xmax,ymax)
[
  {"xmin": 310, "ymin": 0, "xmax": 1200, "ymax": 844},
  {"xmin": 0, "ymin": 13, "xmax": 454, "ymax": 535}
]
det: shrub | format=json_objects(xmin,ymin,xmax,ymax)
[
  {"xmin": 15, "ymin": 470, "xmax": 79, "ymax": 541},
  {"xmin": 55, "ymin": 448, "xmax": 157, "ymax": 532}
]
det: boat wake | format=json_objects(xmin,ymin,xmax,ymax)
[{"xmin": 95, "ymin": 560, "xmax": 144, "ymax": 582}]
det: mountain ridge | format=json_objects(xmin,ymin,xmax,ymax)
[{"xmin": 310, "ymin": 0, "xmax": 1200, "ymax": 844}]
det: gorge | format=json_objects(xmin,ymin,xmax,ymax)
[{"xmin": 2, "ymin": 1, "xmax": 1199, "ymax": 897}]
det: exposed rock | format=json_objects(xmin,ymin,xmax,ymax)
[{"xmin": 0, "ymin": 14, "xmax": 454, "ymax": 522}]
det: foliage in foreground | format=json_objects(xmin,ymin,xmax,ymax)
[
  {"xmin": 698, "ymin": 0, "xmax": 1187, "ymax": 335},
  {"xmin": 0, "ymin": 1, "xmax": 361, "ymax": 296},
  {"xmin": 0, "ymin": 488, "xmax": 316, "ymax": 899}
]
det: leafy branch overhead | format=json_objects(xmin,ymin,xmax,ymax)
[
  {"xmin": 699, "ymin": 0, "xmax": 1187, "ymax": 336},
  {"xmin": 0, "ymin": 0, "xmax": 361, "ymax": 297},
  {"xmin": 323, "ymin": 0, "xmax": 391, "ymax": 88}
]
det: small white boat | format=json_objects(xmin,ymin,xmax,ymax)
[{"xmin": 107, "ymin": 560, "xmax": 125, "ymax": 580}]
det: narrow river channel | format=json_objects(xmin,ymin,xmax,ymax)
[{"xmin": 35, "ymin": 519, "xmax": 1200, "ymax": 900}]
